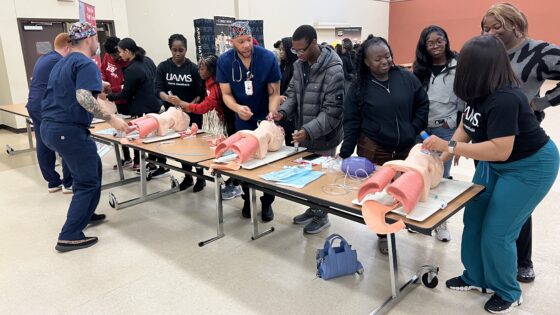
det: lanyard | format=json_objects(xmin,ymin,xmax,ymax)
[{"xmin": 232, "ymin": 53, "xmax": 254, "ymax": 83}]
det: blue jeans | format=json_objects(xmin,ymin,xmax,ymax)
[
  {"xmin": 461, "ymin": 140, "xmax": 559, "ymax": 302},
  {"xmin": 417, "ymin": 126, "xmax": 455, "ymax": 178},
  {"xmin": 28, "ymin": 110, "xmax": 72, "ymax": 188},
  {"xmin": 41, "ymin": 121, "xmax": 102, "ymax": 240}
]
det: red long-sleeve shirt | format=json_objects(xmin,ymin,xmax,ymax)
[
  {"xmin": 100, "ymin": 54, "xmax": 129, "ymax": 105},
  {"xmin": 188, "ymin": 76, "xmax": 225, "ymax": 120}
]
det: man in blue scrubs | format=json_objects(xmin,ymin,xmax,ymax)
[
  {"xmin": 216, "ymin": 21, "xmax": 282, "ymax": 221},
  {"xmin": 41, "ymin": 22, "xmax": 128, "ymax": 252},
  {"xmin": 26, "ymin": 33, "xmax": 72, "ymax": 193}
]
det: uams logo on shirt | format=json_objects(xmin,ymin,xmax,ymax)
[
  {"xmin": 463, "ymin": 105, "xmax": 481, "ymax": 132},
  {"xmin": 166, "ymin": 73, "xmax": 193, "ymax": 83}
]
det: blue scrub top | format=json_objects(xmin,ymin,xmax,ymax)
[
  {"xmin": 26, "ymin": 51, "xmax": 63, "ymax": 113},
  {"xmin": 42, "ymin": 52, "xmax": 102, "ymax": 128},
  {"xmin": 216, "ymin": 45, "xmax": 281, "ymax": 130}
]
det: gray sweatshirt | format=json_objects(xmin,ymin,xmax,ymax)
[
  {"xmin": 425, "ymin": 57, "xmax": 465, "ymax": 129},
  {"xmin": 508, "ymin": 38, "xmax": 560, "ymax": 115}
]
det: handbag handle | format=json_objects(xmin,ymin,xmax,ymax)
[{"xmin": 323, "ymin": 233, "xmax": 348, "ymax": 251}]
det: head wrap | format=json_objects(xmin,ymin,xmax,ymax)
[
  {"xmin": 229, "ymin": 21, "xmax": 252, "ymax": 38},
  {"xmin": 68, "ymin": 22, "xmax": 97, "ymax": 41}
]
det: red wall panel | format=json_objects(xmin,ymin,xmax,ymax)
[{"xmin": 388, "ymin": 0, "xmax": 559, "ymax": 64}]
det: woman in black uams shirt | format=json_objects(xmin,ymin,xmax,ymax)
[{"xmin": 155, "ymin": 34, "xmax": 206, "ymax": 191}]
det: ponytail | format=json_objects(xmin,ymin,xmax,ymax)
[{"xmin": 118, "ymin": 37, "xmax": 145, "ymax": 61}]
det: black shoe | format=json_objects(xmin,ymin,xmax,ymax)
[
  {"xmin": 90, "ymin": 213, "xmax": 107, "ymax": 225},
  {"xmin": 179, "ymin": 175, "xmax": 194, "ymax": 191},
  {"xmin": 293, "ymin": 208, "xmax": 314, "ymax": 225},
  {"xmin": 261, "ymin": 204, "xmax": 274, "ymax": 222},
  {"xmin": 445, "ymin": 276, "xmax": 494, "ymax": 294},
  {"xmin": 55, "ymin": 236, "xmax": 98, "ymax": 252},
  {"xmin": 517, "ymin": 266, "xmax": 535, "ymax": 283},
  {"xmin": 193, "ymin": 179, "xmax": 206, "ymax": 192},
  {"xmin": 242, "ymin": 201, "xmax": 251, "ymax": 218},
  {"xmin": 113, "ymin": 158, "xmax": 133, "ymax": 170},
  {"xmin": 150, "ymin": 167, "xmax": 170, "ymax": 179},
  {"xmin": 484, "ymin": 294, "xmax": 522, "ymax": 314},
  {"xmin": 136, "ymin": 162, "xmax": 157, "ymax": 174}
]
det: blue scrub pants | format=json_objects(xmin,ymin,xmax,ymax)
[
  {"xmin": 41, "ymin": 121, "xmax": 102, "ymax": 241},
  {"xmin": 28, "ymin": 110, "xmax": 72, "ymax": 189},
  {"xmin": 461, "ymin": 140, "xmax": 559, "ymax": 302}
]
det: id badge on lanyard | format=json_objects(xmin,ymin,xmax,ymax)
[
  {"xmin": 245, "ymin": 81, "xmax": 253, "ymax": 95},
  {"xmin": 245, "ymin": 71, "xmax": 253, "ymax": 96}
]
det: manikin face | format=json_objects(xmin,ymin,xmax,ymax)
[{"xmin": 232, "ymin": 35, "xmax": 253, "ymax": 59}]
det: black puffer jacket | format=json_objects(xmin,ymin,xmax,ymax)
[{"xmin": 279, "ymin": 46, "xmax": 344, "ymax": 151}]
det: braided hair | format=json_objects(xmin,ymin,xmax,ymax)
[
  {"xmin": 413, "ymin": 25, "xmax": 456, "ymax": 88},
  {"xmin": 198, "ymin": 53, "xmax": 218, "ymax": 77},
  {"xmin": 168, "ymin": 33, "xmax": 187, "ymax": 49},
  {"xmin": 353, "ymin": 34, "xmax": 395, "ymax": 110}
]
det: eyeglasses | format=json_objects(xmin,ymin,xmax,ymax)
[
  {"xmin": 426, "ymin": 38, "xmax": 446, "ymax": 49},
  {"xmin": 290, "ymin": 41, "xmax": 312, "ymax": 55}
]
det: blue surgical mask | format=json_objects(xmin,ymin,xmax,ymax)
[{"xmin": 260, "ymin": 166, "xmax": 324, "ymax": 188}]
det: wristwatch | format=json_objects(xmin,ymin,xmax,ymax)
[{"xmin": 448, "ymin": 140, "xmax": 457, "ymax": 154}]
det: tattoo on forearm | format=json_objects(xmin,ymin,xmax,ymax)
[{"xmin": 76, "ymin": 89, "xmax": 112, "ymax": 120}]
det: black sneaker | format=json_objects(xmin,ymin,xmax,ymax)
[
  {"xmin": 90, "ymin": 213, "xmax": 106, "ymax": 222},
  {"xmin": 378, "ymin": 236, "xmax": 388, "ymax": 255},
  {"xmin": 150, "ymin": 167, "xmax": 170, "ymax": 179},
  {"xmin": 303, "ymin": 215, "xmax": 330, "ymax": 234},
  {"xmin": 55, "ymin": 236, "xmax": 98, "ymax": 252},
  {"xmin": 193, "ymin": 179, "xmax": 206, "ymax": 193},
  {"xmin": 484, "ymin": 294, "xmax": 522, "ymax": 314},
  {"xmin": 261, "ymin": 204, "xmax": 274, "ymax": 222},
  {"xmin": 113, "ymin": 158, "xmax": 133, "ymax": 170},
  {"xmin": 136, "ymin": 162, "xmax": 157, "ymax": 174},
  {"xmin": 293, "ymin": 208, "xmax": 315, "ymax": 225},
  {"xmin": 517, "ymin": 266, "xmax": 535, "ymax": 283},
  {"xmin": 179, "ymin": 175, "xmax": 194, "ymax": 191},
  {"xmin": 446, "ymin": 276, "xmax": 494, "ymax": 294}
]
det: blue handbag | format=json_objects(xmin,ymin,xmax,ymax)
[{"xmin": 316, "ymin": 234, "xmax": 364, "ymax": 280}]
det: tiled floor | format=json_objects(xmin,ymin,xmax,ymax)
[{"xmin": 1, "ymin": 83, "xmax": 559, "ymax": 314}]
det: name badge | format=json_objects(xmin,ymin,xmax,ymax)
[{"xmin": 245, "ymin": 80, "xmax": 253, "ymax": 96}]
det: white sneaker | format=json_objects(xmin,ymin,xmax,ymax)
[
  {"xmin": 48, "ymin": 185, "xmax": 62, "ymax": 193},
  {"xmin": 62, "ymin": 186, "xmax": 73, "ymax": 194},
  {"xmin": 435, "ymin": 221, "xmax": 451, "ymax": 242}
]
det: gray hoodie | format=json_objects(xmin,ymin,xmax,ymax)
[
  {"xmin": 425, "ymin": 57, "xmax": 465, "ymax": 129},
  {"xmin": 279, "ymin": 46, "xmax": 344, "ymax": 152}
]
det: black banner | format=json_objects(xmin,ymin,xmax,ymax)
[{"xmin": 193, "ymin": 18, "xmax": 215, "ymax": 61}]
